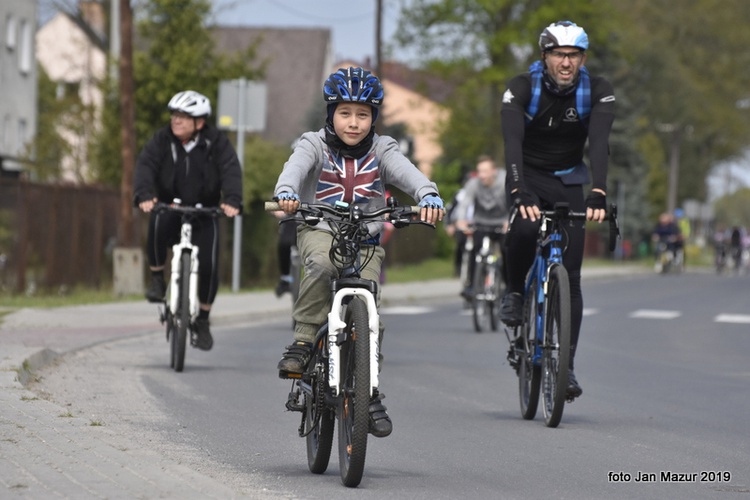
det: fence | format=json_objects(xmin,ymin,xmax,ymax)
[{"xmin": 0, "ymin": 179, "xmax": 126, "ymax": 293}]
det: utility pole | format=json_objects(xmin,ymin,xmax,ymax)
[
  {"xmin": 374, "ymin": 0, "xmax": 383, "ymax": 135},
  {"xmin": 119, "ymin": 0, "xmax": 136, "ymax": 246},
  {"xmin": 113, "ymin": 0, "xmax": 143, "ymax": 297}
]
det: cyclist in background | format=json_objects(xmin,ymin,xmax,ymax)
[
  {"xmin": 452, "ymin": 155, "xmax": 508, "ymax": 300},
  {"xmin": 134, "ymin": 90, "xmax": 243, "ymax": 350},
  {"xmin": 272, "ymin": 210, "xmax": 299, "ymax": 297},
  {"xmin": 499, "ymin": 21, "xmax": 615, "ymax": 400},
  {"xmin": 273, "ymin": 67, "xmax": 444, "ymax": 438},
  {"xmin": 652, "ymin": 212, "xmax": 681, "ymax": 269}
]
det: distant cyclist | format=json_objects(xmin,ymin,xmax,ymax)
[
  {"xmin": 133, "ymin": 90, "xmax": 243, "ymax": 351},
  {"xmin": 652, "ymin": 212, "xmax": 681, "ymax": 266},
  {"xmin": 452, "ymin": 155, "xmax": 508, "ymax": 299},
  {"xmin": 499, "ymin": 21, "xmax": 615, "ymax": 400}
]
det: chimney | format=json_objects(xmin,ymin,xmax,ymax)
[{"xmin": 80, "ymin": 1, "xmax": 106, "ymax": 37}]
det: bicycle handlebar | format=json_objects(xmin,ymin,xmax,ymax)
[
  {"xmin": 153, "ymin": 202, "xmax": 227, "ymax": 217},
  {"xmin": 264, "ymin": 201, "xmax": 429, "ymax": 228},
  {"xmin": 539, "ymin": 202, "xmax": 620, "ymax": 252}
]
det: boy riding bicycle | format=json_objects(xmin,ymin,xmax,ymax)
[{"xmin": 273, "ymin": 67, "xmax": 444, "ymax": 437}]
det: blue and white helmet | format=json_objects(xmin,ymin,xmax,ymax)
[
  {"xmin": 323, "ymin": 67, "xmax": 384, "ymax": 108},
  {"xmin": 167, "ymin": 90, "xmax": 212, "ymax": 118},
  {"xmin": 539, "ymin": 21, "xmax": 589, "ymax": 51}
]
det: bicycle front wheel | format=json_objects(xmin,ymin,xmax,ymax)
[
  {"xmin": 519, "ymin": 275, "xmax": 541, "ymax": 420},
  {"xmin": 489, "ymin": 259, "xmax": 503, "ymax": 332},
  {"xmin": 337, "ymin": 297, "xmax": 370, "ymax": 487},
  {"xmin": 471, "ymin": 260, "xmax": 490, "ymax": 333},
  {"xmin": 305, "ymin": 339, "xmax": 334, "ymax": 474},
  {"xmin": 541, "ymin": 264, "xmax": 571, "ymax": 428},
  {"xmin": 173, "ymin": 252, "xmax": 191, "ymax": 373}
]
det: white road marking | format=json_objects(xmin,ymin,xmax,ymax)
[
  {"xmin": 715, "ymin": 314, "xmax": 750, "ymax": 324},
  {"xmin": 583, "ymin": 308, "xmax": 598, "ymax": 316},
  {"xmin": 629, "ymin": 309, "xmax": 681, "ymax": 320},
  {"xmin": 380, "ymin": 306, "xmax": 433, "ymax": 315}
]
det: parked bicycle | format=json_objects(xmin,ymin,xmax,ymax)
[
  {"xmin": 464, "ymin": 224, "xmax": 506, "ymax": 333},
  {"xmin": 505, "ymin": 202, "xmax": 619, "ymax": 427},
  {"xmin": 152, "ymin": 202, "xmax": 225, "ymax": 372},
  {"xmin": 266, "ymin": 198, "xmax": 431, "ymax": 487}
]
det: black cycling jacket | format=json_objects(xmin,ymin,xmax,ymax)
[
  {"xmin": 501, "ymin": 70, "xmax": 615, "ymax": 193},
  {"xmin": 133, "ymin": 124, "xmax": 243, "ymax": 209}
]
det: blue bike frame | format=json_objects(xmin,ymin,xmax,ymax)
[{"xmin": 525, "ymin": 217, "xmax": 564, "ymax": 366}]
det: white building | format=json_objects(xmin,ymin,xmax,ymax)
[
  {"xmin": 0, "ymin": 0, "xmax": 37, "ymax": 177},
  {"xmin": 36, "ymin": 0, "xmax": 107, "ymax": 183}
]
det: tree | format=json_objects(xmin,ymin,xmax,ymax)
[{"xmin": 88, "ymin": 0, "xmax": 263, "ymax": 187}]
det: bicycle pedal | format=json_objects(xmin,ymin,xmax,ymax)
[
  {"xmin": 285, "ymin": 391, "xmax": 304, "ymax": 412},
  {"xmin": 278, "ymin": 370, "xmax": 302, "ymax": 380}
]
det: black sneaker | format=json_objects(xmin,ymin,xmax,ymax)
[
  {"xmin": 192, "ymin": 318, "xmax": 214, "ymax": 351},
  {"xmin": 459, "ymin": 286, "xmax": 473, "ymax": 301},
  {"xmin": 368, "ymin": 391, "xmax": 392, "ymax": 438},
  {"xmin": 500, "ymin": 292, "xmax": 524, "ymax": 327},
  {"xmin": 566, "ymin": 370, "xmax": 583, "ymax": 400},
  {"xmin": 277, "ymin": 341, "xmax": 312, "ymax": 378},
  {"xmin": 275, "ymin": 279, "xmax": 291, "ymax": 298},
  {"xmin": 145, "ymin": 275, "xmax": 166, "ymax": 303}
]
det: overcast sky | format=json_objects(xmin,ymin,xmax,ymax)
[{"xmin": 210, "ymin": 0, "xmax": 404, "ymax": 64}]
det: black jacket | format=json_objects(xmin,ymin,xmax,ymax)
[{"xmin": 133, "ymin": 124, "xmax": 243, "ymax": 208}]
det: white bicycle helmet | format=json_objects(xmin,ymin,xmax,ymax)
[
  {"xmin": 167, "ymin": 90, "xmax": 212, "ymax": 117},
  {"xmin": 539, "ymin": 21, "xmax": 589, "ymax": 51}
]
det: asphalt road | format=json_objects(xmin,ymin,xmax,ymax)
[{"xmin": 32, "ymin": 272, "xmax": 750, "ymax": 499}]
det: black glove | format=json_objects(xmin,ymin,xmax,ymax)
[
  {"xmin": 513, "ymin": 190, "xmax": 536, "ymax": 208},
  {"xmin": 586, "ymin": 191, "xmax": 606, "ymax": 211}
]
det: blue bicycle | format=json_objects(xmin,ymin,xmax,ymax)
[{"xmin": 505, "ymin": 202, "xmax": 619, "ymax": 427}]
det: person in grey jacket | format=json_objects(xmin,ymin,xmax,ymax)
[
  {"xmin": 453, "ymin": 155, "xmax": 508, "ymax": 299},
  {"xmin": 273, "ymin": 67, "xmax": 444, "ymax": 438}
]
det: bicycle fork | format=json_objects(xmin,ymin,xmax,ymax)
[{"xmin": 327, "ymin": 287, "xmax": 380, "ymax": 398}]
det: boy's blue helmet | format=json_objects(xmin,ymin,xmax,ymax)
[{"xmin": 323, "ymin": 67, "xmax": 384, "ymax": 108}]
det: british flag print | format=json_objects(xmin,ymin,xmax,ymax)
[{"xmin": 316, "ymin": 150, "xmax": 383, "ymax": 204}]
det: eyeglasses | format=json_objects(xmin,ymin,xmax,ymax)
[
  {"xmin": 546, "ymin": 50, "xmax": 584, "ymax": 62},
  {"xmin": 170, "ymin": 112, "xmax": 192, "ymax": 121}
]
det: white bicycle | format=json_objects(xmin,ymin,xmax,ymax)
[
  {"xmin": 266, "ymin": 198, "xmax": 430, "ymax": 487},
  {"xmin": 153, "ymin": 202, "xmax": 224, "ymax": 372}
]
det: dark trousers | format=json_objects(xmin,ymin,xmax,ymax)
[
  {"xmin": 504, "ymin": 168, "xmax": 585, "ymax": 350},
  {"xmin": 146, "ymin": 211, "xmax": 220, "ymax": 305}
]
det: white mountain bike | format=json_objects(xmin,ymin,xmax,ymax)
[
  {"xmin": 266, "ymin": 198, "xmax": 431, "ymax": 487},
  {"xmin": 153, "ymin": 202, "xmax": 224, "ymax": 372}
]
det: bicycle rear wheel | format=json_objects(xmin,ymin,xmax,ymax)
[
  {"xmin": 519, "ymin": 275, "xmax": 541, "ymax": 420},
  {"xmin": 337, "ymin": 298, "xmax": 370, "ymax": 487},
  {"xmin": 471, "ymin": 260, "xmax": 490, "ymax": 333},
  {"xmin": 173, "ymin": 252, "xmax": 191, "ymax": 373},
  {"xmin": 541, "ymin": 264, "xmax": 571, "ymax": 428},
  {"xmin": 305, "ymin": 339, "xmax": 334, "ymax": 474}
]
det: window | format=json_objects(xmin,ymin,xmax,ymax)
[
  {"xmin": 5, "ymin": 15, "xmax": 16, "ymax": 50},
  {"xmin": 19, "ymin": 19, "xmax": 32, "ymax": 74},
  {"xmin": 17, "ymin": 119, "xmax": 27, "ymax": 154}
]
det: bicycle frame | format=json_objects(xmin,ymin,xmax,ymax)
[
  {"xmin": 525, "ymin": 216, "xmax": 564, "ymax": 366},
  {"xmin": 327, "ymin": 286, "xmax": 380, "ymax": 396},
  {"xmin": 168, "ymin": 220, "xmax": 200, "ymax": 321}
]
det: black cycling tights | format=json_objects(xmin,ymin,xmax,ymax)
[
  {"xmin": 504, "ymin": 170, "xmax": 586, "ymax": 349},
  {"xmin": 146, "ymin": 211, "xmax": 220, "ymax": 305}
]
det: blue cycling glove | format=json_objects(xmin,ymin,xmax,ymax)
[
  {"xmin": 275, "ymin": 192, "xmax": 300, "ymax": 202},
  {"xmin": 418, "ymin": 194, "xmax": 444, "ymax": 210}
]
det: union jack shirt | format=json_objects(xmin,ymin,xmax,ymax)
[{"xmin": 316, "ymin": 150, "xmax": 383, "ymax": 205}]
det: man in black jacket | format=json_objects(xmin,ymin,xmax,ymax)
[
  {"xmin": 133, "ymin": 90, "xmax": 242, "ymax": 350},
  {"xmin": 500, "ymin": 21, "xmax": 615, "ymax": 399}
]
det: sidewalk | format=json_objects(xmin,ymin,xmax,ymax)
[{"xmin": 0, "ymin": 266, "xmax": 638, "ymax": 498}]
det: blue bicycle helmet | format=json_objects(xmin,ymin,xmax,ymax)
[
  {"xmin": 323, "ymin": 67, "xmax": 384, "ymax": 108},
  {"xmin": 539, "ymin": 20, "xmax": 589, "ymax": 51}
]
